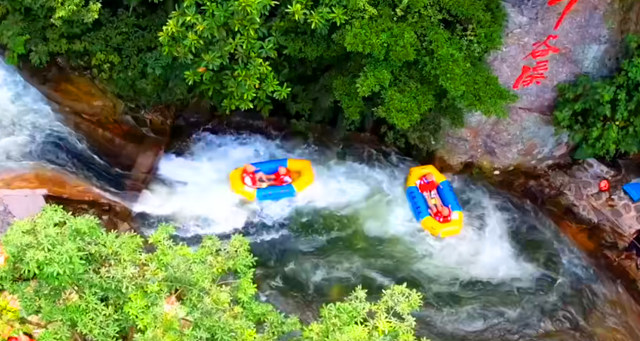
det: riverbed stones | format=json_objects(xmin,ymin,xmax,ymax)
[{"xmin": 438, "ymin": 0, "xmax": 626, "ymax": 172}]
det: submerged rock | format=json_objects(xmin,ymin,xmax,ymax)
[
  {"xmin": 439, "ymin": 0, "xmax": 625, "ymax": 171},
  {"xmin": 18, "ymin": 62, "xmax": 174, "ymax": 190},
  {"xmin": 0, "ymin": 168, "xmax": 134, "ymax": 232}
]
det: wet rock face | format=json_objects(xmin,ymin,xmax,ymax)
[
  {"xmin": 0, "ymin": 168, "xmax": 134, "ymax": 232},
  {"xmin": 549, "ymin": 159, "xmax": 640, "ymax": 247},
  {"xmin": 18, "ymin": 63, "xmax": 174, "ymax": 190},
  {"xmin": 439, "ymin": 0, "xmax": 623, "ymax": 171}
]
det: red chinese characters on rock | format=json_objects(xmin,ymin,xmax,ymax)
[
  {"xmin": 512, "ymin": 0, "xmax": 581, "ymax": 90},
  {"xmin": 548, "ymin": 0, "xmax": 580, "ymax": 31},
  {"xmin": 523, "ymin": 35, "xmax": 560, "ymax": 60},
  {"xmin": 513, "ymin": 60, "xmax": 550, "ymax": 90},
  {"xmin": 513, "ymin": 35, "xmax": 560, "ymax": 90}
]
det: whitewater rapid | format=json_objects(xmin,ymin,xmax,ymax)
[
  {"xmin": 0, "ymin": 59, "xmax": 127, "ymax": 189},
  {"xmin": 2, "ymin": 57, "xmax": 640, "ymax": 341},
  {"xmin": 134, "ymin": 133, "xmax": 541, "ymax": 283}
]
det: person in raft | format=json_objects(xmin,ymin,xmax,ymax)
[
  {"xmin": 416, "ymin": 173, "xmax": 452, "ymax": 224},
  {"xmin": 243, "ymin": 164, "xmax": 293, "ymax": 188}
]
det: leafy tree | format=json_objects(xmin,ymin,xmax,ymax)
[
  {"xmin": 0, "ymin": 0, "xmax": 101, "ymax": 65},
  {"xmin": 0, "ymin": 205, "xmax": 427, "ymax": 340},
  {"xmin": 68, "ymin": 8, "xmax": 190, "ymax": 106},
  {"xmin": 554, "ymin": 35, "xmax": 640, "ymax": 159},
  {"xmin": 273, "ymin": 0, "xmax": 516, "ymax": 141},
  {"xmin": 159, "ymin": 0, "xmax": 291, "ymax": 114},
  {"xmin": 0, "ymin": 0, "xmax": 188, "ymax": 106}
]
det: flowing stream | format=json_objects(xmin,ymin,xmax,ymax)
[{"xmin": 2, "ymin": 59, "xmax": 640, "ymax": 340}]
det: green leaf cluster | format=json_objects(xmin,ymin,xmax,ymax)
[
  {"xmin": 274, "ymin": 0, "xmax": 515, "ymax": 135},
  {"xmin": 0, "ymin": 205, "xmax": 428, "ymax": 341},
  {"xmin": 0, "ymin": 0, "xmax": 515, "ymax": 153},
  {"xmin": 0, "ymin": 0, "xmax": 188, "ymax": 106},
  {"xmin": 159, "ymin": 0, "xmax": 291, "ymax": 114},
  {"xmin": 0, "ymin": 0, "xmax": 100, "ymax": 65},
  {"xmin": 554, "ymin": 35, "xmax": 640, "ymax": 159}
]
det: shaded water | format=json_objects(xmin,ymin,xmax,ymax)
[{"xmin": 2, "ymin": 59, "xmax": 640, "ymax": 340}]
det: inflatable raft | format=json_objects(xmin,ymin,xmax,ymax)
[
  {"xmin": 405, "ymin": 165, "xmax": 463, "ymax": 238},
  {"xmin": 230, "ymin": 158, "xmax": 314, "ymax": 201}
]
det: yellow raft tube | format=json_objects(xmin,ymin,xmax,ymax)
[
  {"xmin": 405, "ymin": 165, "xmax": 464, "ymax": 238},
  {"xmin": 230, "ymin": 158, "xmax": 314, "ymax": 201}
]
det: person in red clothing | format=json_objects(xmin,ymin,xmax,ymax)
[
  {"xmin": 416, "ymin": 173, "xmax": 443, "ymax": 213},
  {"xmin": 242, "ymin": 164, "xmax": 274, "ymax": 188},
  {"xmin": 272, "ymin": 166, "xmax": 293, "ymax": 186},
  {"xmin": 430, "ymin": 205, "xmax": 452, "ymax": 224}
]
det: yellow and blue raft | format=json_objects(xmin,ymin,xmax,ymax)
[
  {"xmin": 405, "ymin": 165, "xmax": 464, "ymax": 238},
  {"xmin": 230, "ymin": 158, "xmax": 314, "ymax": 201}
]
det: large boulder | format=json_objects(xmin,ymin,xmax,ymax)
[
  {"xmin": 438, "ymin": 0, "xmax": 627, "ymax": 171},
  {"xmin": 0, "ymin": 168, "xmax": 134, "ymax": 232},
  {"xmin": 18, "ymin": 62, "xmax": 174, "ymax": 190}
]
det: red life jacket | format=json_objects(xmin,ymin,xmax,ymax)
[
  {"xmin": 417, "ymin": 176, "xmax": 438, "ymax": 193},
  {"xmin": 273, "ymin": 169, "xmax": 293, "ymax": 186},
  {"xmin": 433, "ymin": 209, "xmax": 452, "ymax": 224},
  {"xmin": 242, "ymin": 169, "xmax": 258, "ymax": 187}
]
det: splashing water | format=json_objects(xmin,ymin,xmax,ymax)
[
  {"xmin": 0, "ymin": 60, "xmax": 71, "ymax": 164},
  {"xmin": 134, "ymin": 134, "xmax": 536, "ymax": 281},
  {"xmin": 2, "ymin": 59, "xmax": 639, "ymax": 340},
  {"xmin": 0, "ymin": 59, "xmax": 126, "ymax": 189},
  {"xmin": 134, "ymin": 132, "xmax": 640, "ymax": 340}
]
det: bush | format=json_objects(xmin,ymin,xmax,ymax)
[
  {"xmin": 273, "ymin": 0, "xmax": 516, "ymax": 144},
  {"xmin": 554, "ymin": 35, "xmax": 640, "ymax": 159},
  {"xmin": 0, "ymin": 0, "xmax": 514, "ymax": 153},
  {"xmin": 0, "ymin": 205, "xmax": 427, "ymax": 341}
]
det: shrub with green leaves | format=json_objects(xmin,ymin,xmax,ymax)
[
  {"xmin": 159, "ymin": 0, "xmax": 291, "ymax": 114},
  {"xmin": 273, "ymin": 0, "xmax": 516, "ymax": 140},
  {"xmin": 1, "ymin": 0, "xmax": 514, "ymax": 153},
  {"xmin": 554, "ymin": 35, "xmax": 640, "ymax": 159},
  {"xmin": 0, "ymin": 0, "xmax": 101, "ymax": 65},
  {"xmin": 0, "ymin": 205, "xmax": 427, "ymax": 341}
]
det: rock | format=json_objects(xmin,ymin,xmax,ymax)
[
  {"xmin": 0, "ymin": 168, "xmax": 134, "ymax": 232},
  {"xmin": 0, "ymin": 189, "xmax": 46, "ymax": 220},
  {"xmin": 439, "ymin": 0, "xmax": 625, "ymax": 171},
  {"xmin": 17, "ymin": 62, "xmax": 174, "ymax": 190},
  {"xmin": 0, "ymin": 199, "xmax": 14, "ymax": 236}
]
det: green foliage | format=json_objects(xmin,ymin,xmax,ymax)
[
  {"xmin": 275, "ymin": 0, "xmax": 516, "ymax": 144},
  {"xmin": 68, "ymin": 8, "xmax": 190, "ymax": 106},
  {"xmin": 159, "ymin": 0, "xmax": 291, "ymax": 114},
  {"xmin": 0, "ymin": 0, "xmax": 514, "ymax": 152},
  {"xmin": 304, "ymin": 285, "xmax": 426, "ymax": 341},
  {"xmin": 554, "ymin": 35, "xmax": 640, "ymax": 159},
  {"xmin": 0, "ymin": 205, "xmax": 427, "ymax": 340},
  {"xmin": 0, "ymin": 1, "xmax": 188, "ymax": 106},
  {"xmin": 0, "ymin": 0, "xmax": 101, "ymax": 65}
]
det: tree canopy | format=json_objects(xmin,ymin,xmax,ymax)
[
  {"xmin": 0, "ymin": 205, "xmax": 427, "ymax": 341},
  {"xmin": 0, "ymin": 0, "xmax": 515, "ymax": 152},
  {"xmin": 554, "ymin": 35, "xmax": 640, "ymax": 159}
]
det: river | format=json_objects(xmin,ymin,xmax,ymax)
[{"xmin": 1, "ymin": 59, "xmax": 640, "ymax": 340}]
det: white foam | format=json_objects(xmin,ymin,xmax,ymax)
[
  {"xmin": 0, "ymin": 60, "xmax": 88, "ymax": 167},
  {"xmin": 134, "ymin": 132, "xmax": 541, "ymax": 283}
]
